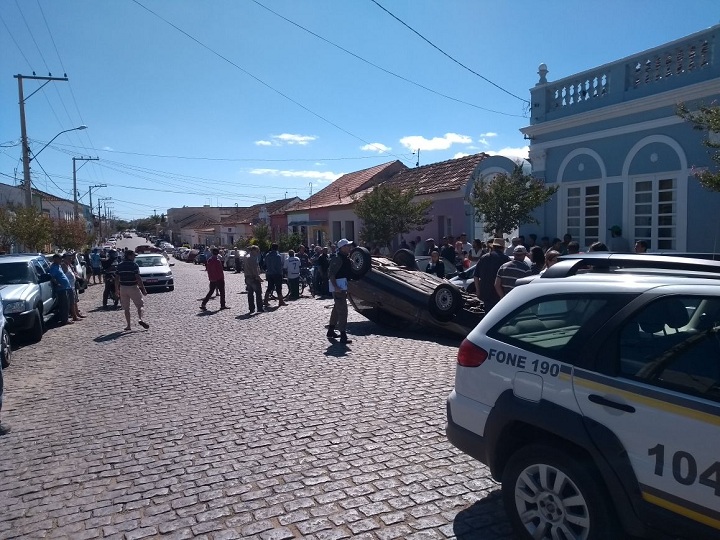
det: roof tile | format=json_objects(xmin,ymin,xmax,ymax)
[
  {"xmin": 384, "ymin": 153, "xmax": 489, "ymax": 195},
  {"xmin": 291, "ymin": 161, "xmax": 405, "ymax": 211}
]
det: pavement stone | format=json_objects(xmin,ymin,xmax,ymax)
[{"xmin": 0, "ymin": 256, "xmax": 512, "ymax": 538}]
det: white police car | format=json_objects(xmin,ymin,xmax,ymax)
[{"xmin": 447, "ymin": 254, "xmax": 720, "ymax": 540}]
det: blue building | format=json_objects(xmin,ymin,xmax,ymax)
[{"xmin": 522, "ymin": 24, "xmax": 720, "ymax": 252}]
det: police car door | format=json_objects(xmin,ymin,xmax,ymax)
[{"xmin": 573, "ymin": 294, "xmax": 720, "ymax": 534}]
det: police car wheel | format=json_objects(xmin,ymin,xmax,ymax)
[
  {"xmin": 349, "ymin": 247, "xmax": 371, "ymax": 277},
  {"xmin": 501, "ymin": 444, "xmax": 619, "ymax": 540}
]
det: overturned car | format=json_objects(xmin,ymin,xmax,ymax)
[{"xmin": 346, "ymin": 247, "xmax": 484, "ymax": 339}]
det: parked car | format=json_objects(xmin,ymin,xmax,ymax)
[
  {"xmin": 0, "ymin": 254, "xmax": 57, "ymax": 342},
  {"xmin": 185, "ymin": 249, "xmax": 199, "ymax": 263},
  {"xmin": 0, "ymin": 301, "xmax": 11, "ymax": 369},
  {"xmin": 447, "ymin": 253, "xmax": 720, "ymax": 540},
  {"xmin": 134, "ymin": 254, "xmax": 174, "ymax": 292},
  {"xmin": 67, "ymin": 252, "xmax": 88, "ymax": 294},
  {"xmin": 346, "ymin": 247, "xmax": 484, "ymax": 338},
  {"xmin": 195, "ymin": 252, "xmax": 207, "ymax": 265},
  {"xmin": 448, "ymin": 263, "xmax": 478, "ymax": 294}
]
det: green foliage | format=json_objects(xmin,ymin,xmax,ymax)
[
  {"xmin": 353, "ymin": 184, "xmax": 432, "ymax": 248},
  {"xmin": 467, "ymin": 164, "xmax": 558, "ymax": 236},
  {"xmin": 248, "ymin": 222, "xmax": 271, "ymax": 252},
  {"xmin": 277, "ymin": 232, "xmax": 303, "ymax": 252},
  {"xmin": 0, "ymin": 205, "xmax": 52, "ymax": 251},
  {"xmin": 678, "ymin": 102, "xmax": 720, "ymax": 191},
  {"xmin": 51, "ymin": 219, "xmax": 88, "ymax": 251},
  {"xmin": 134, "ymin": 217, "xmax": 157, "ymax": 233}
]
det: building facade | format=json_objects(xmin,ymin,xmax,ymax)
[{"xmin": 522, "ymin": 24, "xmax": 720, "ymax": 251}]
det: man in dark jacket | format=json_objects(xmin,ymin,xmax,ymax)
[
  {"xmin": 327, "ymin": 239, "xmax": 353, "ymax": 344},
  {"xmin": 473, "ymin": 238, "xmax": 510, "ymax": 312},
  {"xmin": 263, "ymin": 243, "xmax": 287, "ymax": 307}
]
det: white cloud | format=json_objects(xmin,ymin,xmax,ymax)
[
  {"xmin": 360, "ymin": 143, "xmax": 391, "ymax": 153},
  {"xmin": 453, "ymin": 152, "xmax": 470, "ymax": 159},
  {"xmin": 399, "ymin": 132, "xmax": 472, "ymax": 152},
  {"xmin": 249, "ymin": 168, "xmax": 342, "ymax": 182},
  {"xmin": 479, "ymin": 132, "xmax": 497, "ymax": 138},
  {"xmin": 485, "ymin": 146, "xmax": 530, "ymax": 161},
  {"xmin": 275, "ymin": 133, "xmax": 317, "ymax": 145},
  {"xmin": 254, "ymin": 133, "xmax": 318, "ymax": 146}
]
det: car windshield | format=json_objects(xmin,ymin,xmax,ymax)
[
  {"xmin": 0, "ymin": 262, "xmax": 33, "ymax": 284},
  {"xmin": 136, "ymin": 256, "xmax": 166, "ymax": 267}
]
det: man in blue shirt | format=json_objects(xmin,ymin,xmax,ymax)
[{"xmin": 49, "ymin": 254, "xmax": 72, "ymax": 325}]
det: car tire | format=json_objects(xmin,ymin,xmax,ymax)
[
  {"xmin": 392, "ymin": 249, "xmax": 418, "ymax": 269},
  {"xmin": 501, "ymin": 444, "xmax": 620, "ymax": 540},
  {"xmin": 168, "ymin": 286, "xmax": 174, "ymax": 291},
  {"xmin": 349, "ymin": 247, "xmax": 372, "ymax": 277},
  {"xmin": 428, "ymin": 283, "xmax": 463, "ymax": 322},
  {"xmin": 1, "ymin": 328, "xmax": 10, "ymax": 369},
  {"xmin": 28, "ymin": 308, "xmax": 44, "ymax": 343}
]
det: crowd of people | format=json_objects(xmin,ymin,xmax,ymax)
[{"xmin": 408, "ymin": 225, "xmax": 649, "ymax": 314}]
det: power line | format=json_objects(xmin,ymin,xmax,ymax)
[
  {"xmin": 369, "ymin": 0, "xmax": 529, "ymax": 104},
  {"xmin": 37, "ymin": 140, "xmax": 410, "ymax": 163},
  {"xmin": 252, "ymin": 0, "xmax": 525, "ymax": 118},
  {"xmin": 130, "ymin": 0, "xmax": 407, "ymax": 160}
]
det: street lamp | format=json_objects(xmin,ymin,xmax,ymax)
[
  {"xmin": 30, "ymin": 125, "xmax": 87, "ymax": 161},
  {"xmin": 24, "ymin": 124, "xmax": 87, "ymax": 207}
]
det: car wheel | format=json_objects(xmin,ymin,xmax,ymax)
[
  {"xmin": 392, "ymin": 249, "xmax": 418, "ymax": 269},
  {"xmin": 428, "ymin": 283, "xmax": 463, "ymax": 322},
  {"xmin": 28, "ymin": 308, "xmax": 44, "ymax": 343},
  {"xmin": 349, "ymin": 247, "xmax": 372, "ymax": 277},
  {"xmin": 501, "ymin": 444, "xmax": 620, "ymax": 540},
  {"xmin": 168, "ymin": 286, "xmax": 174, "ymax": 291},
  {"xmin": 1, "ymin": 328, "xmax": 10, "ymax": 369}
]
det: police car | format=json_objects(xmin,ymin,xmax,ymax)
[{"xmin": 446, "ymin": 254, "xmax": 720, "ymax": 540}]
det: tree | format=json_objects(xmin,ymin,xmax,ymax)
[
  {"xmin": 677, "ymin": 102, "xmax": 720, "ymax": 191},
  {"xmin": 353, "ymin": 184, "xmax": 432, "ymax": 248},
  {"xmin": 0, "ymin": 208, "xmax": 16, "ymax": 252},
  {"xmin": 51, "ymin": 219, "xmax": 88, "ymax": 251},
  {"xmin": 3, "ymin": 206, "xmax": 52, "ymax": 252},
  {"xmin": 467, "ymin": 164, "xmax": 558, "ymax": 236},
  {"xmin": 249, "ymin": 222, "xmax": 271, "ymax": 252},
  {"xmin": 277, "ymin": 232, "xmax": 303, "ymax": 252}
]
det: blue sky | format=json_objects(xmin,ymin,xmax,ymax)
[{"xmin": 1, "ymin": 1, "xmax": 718, "ymax": 220}]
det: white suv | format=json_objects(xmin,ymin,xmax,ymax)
[{"xmin": 447, "ymin": 254, "xmax": 720, "ymax": 540}]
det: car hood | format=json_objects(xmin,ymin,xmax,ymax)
[
  {"xmin": 0, "ymin": 283, "xmax": 35, "ymax": 303},
  {"xmin": 138, "ymin": 266, "xmax": 171, "ymax": 275}
]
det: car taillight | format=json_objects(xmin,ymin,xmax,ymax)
[{"xmin": 457, "ymin": 339, "xmax": 488, "ymax": 367}]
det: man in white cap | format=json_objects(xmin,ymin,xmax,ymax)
[{"xmin": 327, "ymin": 239, "xmax": 354, "ymax": 344}]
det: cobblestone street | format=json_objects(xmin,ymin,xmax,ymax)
[{"xmin": 0, "ymin": 257, "xmax": 512, "ymax": 539}]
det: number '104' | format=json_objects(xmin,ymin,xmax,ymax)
[{"xmin": 648, "ymin": 444, "xmax": 720, "ymax": 496}]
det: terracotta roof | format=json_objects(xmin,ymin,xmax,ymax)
[
  {"xmin": 219, "ymin": 197, "xmax": 300, "ymax": 225},
  {"xmin": 291, "ymin": 161, "xmax": 406, "ymax": 211},
  {"xmin": 384, "ymin": 153, "xmax": 489, "ymax": 195}
]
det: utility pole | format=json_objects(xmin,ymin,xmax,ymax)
[
  {"xmin": 88, "ymin": 184, "xmax": 106, "ymax": 242},
  {"xmin": 73, "ymin": 156, "xmax": 98, "ymax": 220},
  {"xmin": 98, "ymin": 197, "xmax": 111, "ymax": 241},
  {"xmin": 14, "ymin": 73, "xmax": 69, "ymax": 207}
]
